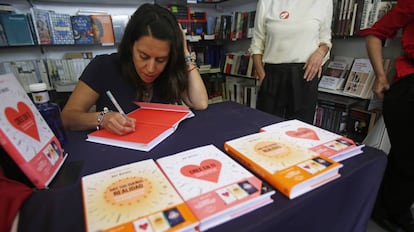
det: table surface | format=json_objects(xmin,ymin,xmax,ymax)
[{"xmin": 18, "ymin": 101, "xmax": 387, "ymax": 232}]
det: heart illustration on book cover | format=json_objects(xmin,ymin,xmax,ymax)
[
  {"xmin": 180, "ymin": 159, "xmax": 222, "ymax": 183},
  {"xmin": 5, "ymin": 102, "xmax": 40, "ymax": 141},
  {"xmin": 286, "ymin": 127, "xmax": 320, "ymax": 141}
]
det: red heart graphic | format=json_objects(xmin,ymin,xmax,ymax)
[
  {"xmin": 5, "ymin": 102, "xmax": 40, "ymax": 141},
  {"xmin": 285, "ymin": 127, "xmax": 319, "ymax": 140},
  {"xmin": 139, "ymin": 223, "xmax": 148, "ymax": 230},
  {"xmin": 221, "ymin": 192, "xmax": 229, "ymax": 197},
  {"xmin": 180, "ymin": 159, "xmax": 222, "ymax": 183}
]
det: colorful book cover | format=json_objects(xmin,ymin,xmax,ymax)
[
  {"xmin": 156, "ymin": 144, "xmax": 275, "ymax": 231},
  {"xmin": 224, "ymin": 131, "xmax": 343, "ymax": 199},
  {"xmin": 0, "ymin": 73, "xmax": 67, "ymax": 189},
  {"xmin": 342, "ymin": 58, "xmax": 374, "ymax": 99},
  {"xmin": 90, "ymin": 14, "xmax": 115, "ymax": 45},
  {"xmin": 260, "ymin": 119, "xmax": 364, "ymax": 162},
  {"xmin": 30, "ymin": 8, "xmax": 52, "ymax": 45},
  {"xmin": 71, "ymin": 15, "xmax": 94, "ymax": 44},
  {"xmin": 48, "ymin": 12, "xmax": 74, "ymax": 45},
  {"xmin": 87, "ymin": 102, "xmax": 194, "ymax": 151},
  {"xmin": 0, "ymin": 13, "xmax": 34, "ymax": 46},
  {"xmin": 82, "ymin": 159, "xmax": 198, "ymax": 232}
]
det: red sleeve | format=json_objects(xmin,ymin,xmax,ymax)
[{"xmin": 357, "ymin": 0, "xmax": 414, "ymax": 40}]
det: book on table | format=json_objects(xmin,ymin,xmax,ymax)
[
  {"xmin": 0, "ymin": 73, "xmax": 67, "ymax": 189},
  {"xmin": 156, "ymin": 144, "xmax": 275, "ymax": 231},
  {"xmin": 224, "ymin": 131, "xmax": 343, "ymax": 199},
  {"xmin": 260, "ymin": 119, "xmax": 364, "ymax": 162},
  {"xmin": 86, "ymin": 102, "xmax": 194, "ymax": 151},
  {"xmin": 81, "ymin": 159, "xmax": 199, "ymax": 232}
]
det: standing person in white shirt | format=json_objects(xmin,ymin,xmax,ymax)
[{"xmin": 249, "ymin": 0, "xmax": 332, "ymax": 124}]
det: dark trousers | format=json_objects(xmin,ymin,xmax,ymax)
[
  {"xmin": 376, "ymin": 74, "xmax": 414, "ymax": 224},
  {"xmin": 256, "ymin": 63, "xmax": 318, "ymax": 124}
]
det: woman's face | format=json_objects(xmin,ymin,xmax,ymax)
[{"xmin": 132, "ymin": 36, "xmax": 170, "ymax": 84}]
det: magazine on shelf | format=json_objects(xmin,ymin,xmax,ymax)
[
  {"xmin": 224, "ymin": 131, "xmax": 343, "ymax": 199},
  {"xmin": 86, "ymin": 102, "xmax": 194, "ymax": 151},
  {"xmin": 0, "ymin": 73, "xmax": 67, "ymax": 189},
  {"xmin": 260, "ymin": 119, "xmax": 364, "ymax": 162},
  {"xmin": 156, "ymin": 144, "xmax": 275, "ymax": 231}
]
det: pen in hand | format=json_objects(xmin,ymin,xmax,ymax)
[{"xmin": 106, "ymin": 90, "xmax": 127, "ymax": 118}]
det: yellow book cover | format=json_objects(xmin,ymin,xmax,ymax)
[
  {"xmin": 81, "ymin": 159, "xmax": 198, "ymax": 232},
  {"xmin": 224, "ymin": 131, "xmax": 343, "ymax": 199}
]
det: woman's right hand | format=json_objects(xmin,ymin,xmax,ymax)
[{"xmin": 100, "ymin": 112, "xmax": 136, "ymax": 135}]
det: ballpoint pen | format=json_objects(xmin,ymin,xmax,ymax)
[{"xmin": 106, "ymin": 90, "xmax": 127, "ymax": 118}]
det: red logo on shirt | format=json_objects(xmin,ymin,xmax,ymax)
[{"xmin": 280, "ymin": 11, "xmax": 289, "ymax": 19}]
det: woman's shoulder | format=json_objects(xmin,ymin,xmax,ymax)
[{"xmin": 91, "ymin": 53, "xmax": 118, "ymax": 64}]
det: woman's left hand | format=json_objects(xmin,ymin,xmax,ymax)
[{"xmin": 303, "ymin": 51, "xmax": 324, "ymax": 81}]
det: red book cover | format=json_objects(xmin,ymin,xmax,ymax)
[
  {"xmin": 90, "ymin": 14, "xmax": 115, "ymax": 45},
  {"xmin": 0, "ymin": 73, "xmax": 67, "ymax": 189},
  {"xmin": 87, "ymin": 102, "xmax": 194, "ymax": 151}
]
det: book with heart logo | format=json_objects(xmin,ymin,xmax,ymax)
[
  {"xmin": 0, "ymin": 73, "xmax": 67, "ymax": 189},
  {"xmin": 156, "ymin": 144, "xmax": 275, "ymax": 231},
  {"xmin": 83, "ymin": 159, "xmax": 199, "ymax": 232},
  {"xmin": 224, "ymin": 131, "xmax": 343, "ymax": 199},
  {"xmin": 260, "ymin": 119, "xmax": 364, "ymax": 162}
]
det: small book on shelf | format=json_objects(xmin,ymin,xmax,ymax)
[
  {"xmin": 70, "ymin": 15, "xmax": 94, "ymax": 45},
  {"xmin": 346, "ymin": 107, "xmax": 379, "ymax": 143},
  {"xmin": 0, "ymin": 73, "xmax": 67, "ymax": 189},
  {"xmin": 29, "ymin": 8, "xmax": 53, "ymax": 45},
  {"xmin": 86, "ymin": 102, "xmax": 194, "ymax": 151},
  {"xmin": 156, "ymin": 144, "xmax": 275, "ymax": 231},
  {"xmin": 0, "ymin": 13, "xmax": 35, "ymax": 46},
  {"xmin": 48, "ymin": 12, "xmax": 75, "ymax": 45},
  {"xmin": 319, "ymin": 60, "xmax": 349, "ymax": 90},
  {"xmin": 224, "ymin": 131, "xmax": 343, "ymax": 199},
  {"xmin": 90, "ymin": 14, "xmax": 115, "ymax": 45},
  {"xmin": 82, "ymin": 159, "xmax": 199, "ymax": 232},
  {"xmin": 111, "ymin": 14, "xmax": 129, "ymax": 43},
  {"xmin": 260, "ymin": 119, "xmax": 364, "ymax": 162},
  {"xmin": 342, "ymin": 58, "xmax": 375, "ymax": 99}
]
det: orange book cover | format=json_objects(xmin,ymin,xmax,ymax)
[
  {"xmin": 260, "ymin": 119, "xmax": 364, "ymax": 162},
  {"xmin": 90, "ymin": 14, "xmax": 115, "ymax": 45},
  {"xmin": 86, "ymin": 102, "xmax": 194, "ymax": 151},
  {"xmin": 156, "ymin": 144, "xmax": 275, "ymax": 231},
  {"xmin": 224, "ymin": 131, "xmax": 343, "ymax": 199},
  {"xmin": 0, "ymin": 73, "xmax": 67, "ymax": 189},
  {"xmin": 81, "ymin": 159, "xmax": 199, "ymax": 232}
]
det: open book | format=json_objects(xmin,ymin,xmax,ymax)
[
  {"xmin": 87, "ymin": 102, "xmax": 194, "ymax": 151},
  {"xmin": 0, "ymin": 73, "xmax": 67, "ymax": 189}
]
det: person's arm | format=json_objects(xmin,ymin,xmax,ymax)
[
  {"xmin": 180, "ymin": 25, "xmax": 208, "ymax": 110},
  {"xmin": 252, "ymin": 54, "xmax": 265, "ymax": 83},
  {"xmin": 61, "ymin": 80, "xmax": 136, "ymax": 135},
  {"xmin": 365, "ymin": 35, "xmax": 390, "ymax": 100}
]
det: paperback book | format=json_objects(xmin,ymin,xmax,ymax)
[
  {"xmin": 319, "ymin": 60, "xmax": 349, "ymax": 90},
  {"xmin": 342, "ymin": 58, "xmax": 374, "ymax": 99},
  {"xmin": 29, "ymin": 8, "xmax": 52, "ymax": 45},
  {"xmin": 48, "ymin": 12, "xmax": 75, "ymax": 45},
  {"xmin": 0, "ymin": 13, "xmax": 35, "ymax": 46},
  {"xmin": 156, "ymin": 144, "xmax": 275, "ymax": 231},
  {"xmin": 90, "ymin": 14, "xmax": 115, "ymax": 45},
  {"xmin": 87, "ymin": 102, "xmax": 194, "ymax": 151},
  {"xmin": 0, "ymin": 73, "xmax": 67, "ymax": 189},
  {"xmin": 82, "ymin": 159, "xmax": 199, "ymax": 232},
  {"xmin": 260, "ymin": 119, "xmax": 364, "ymax": 162},
  {"xmin": 71, "ymin": 15, "xmax": 94, "ymax": 44},
  {"xmin": 224, "ymin": 131, "xmax": 343, "ymax": 199}
]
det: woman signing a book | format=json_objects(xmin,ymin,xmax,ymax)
[{"xmin": 61, "ymin": 3, "xmax": 208, "ymax": 135}]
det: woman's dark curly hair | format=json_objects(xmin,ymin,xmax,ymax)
[{"xmin": 117, "ymin": 3, "xmax": 188, "ymax": 103}]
